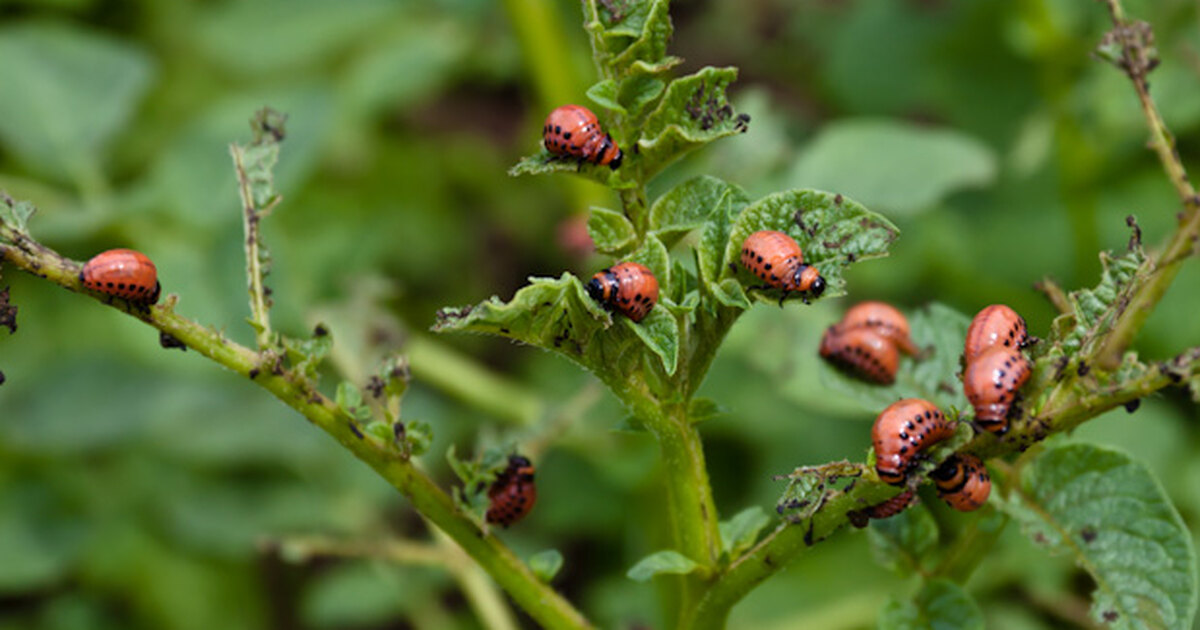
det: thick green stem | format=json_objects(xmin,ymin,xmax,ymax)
[
  {"xmin": 687, "ymin": 481, "xmax": 898, "ymax": 629},
  {"xmin": 0, "ymin": 221, "xmax": 593, "ymax": 630}
]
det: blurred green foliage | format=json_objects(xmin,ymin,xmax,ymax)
[{"xmin": 1, "ymin": 0, "xmax": 1199, "ymax": 629}]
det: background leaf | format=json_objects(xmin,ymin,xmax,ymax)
[
  {"xmin": 0, "ymin": 22, "xmax": 153, "ymax": 182},
  {"xmin": 790, "ymin": 119, "xmax": 997, "ymax": 216}
]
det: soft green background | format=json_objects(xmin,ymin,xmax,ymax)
[{"xmin": 0, "ymin": 0, "xmax": 1198, "ymax": 628}]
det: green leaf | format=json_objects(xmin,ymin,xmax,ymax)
[
  {"xmin": 687, "ymin": 397, "xmax": 727, "ymax": 424},
  {"xmin": 637, "ymin": 67, "xmax": 749, "ymax": 178},
  {"xmin": 724, "ymin": 189, "xmax": 899, "ymax": 303},
  {"xmin": 0, "ymin": 23, "xmax": 154, "ymax": 181},
  {"xmin": 867, "ymin": 501, "xmax": 939, "ymax": 577},
  {"xmin": 588, "ymin": 206, "xmax": 637, "ymax": 255},
  {"xmin": 445, "ymin": 444, "xmax": 512, "ymax": 521},
  {"xmin": 402, "ymin": 420, "xmax": 432, "ymax": 456},
  {"xmin": 1010, "ymin": 444, "xmax": 1197, "ymax": 630},
  {"xmin": 587, "ymin": 79, "xmax": 625, "ymax": 114},
  {"xmin": 335, "ymin": 381, "xmax": 372, "ymax": 423},
  {"xmin": 719, "ymin": 506, "xmax": 770, "ymax": 558},
  {"xmin": 791, "ymin": 119, "xmax": 997, "ymax": 216},
  {"xmin": 819, "ymin": 302, "xmax": 971, "ymax": 413},
  {"xmin": 283, "ymin": 324, "xmax": 332, "ymax": 383},
  {"xmin": 626, "ymin": 550, "xmax": 700, "ymax": 582},
  {"xmin": 620, "ymin": 75, "xmax": 667, "ymax": 119},
  {"xmin": 879, "ymin": 578, "xmax": 985, "ymax": 630},
  {"xmin": 528, "ymin": 549, "xmax": 564, "ymax": 582},
  {"xmin": 650, "ymin": 175, "xmax": 749, "ymax": 249}
]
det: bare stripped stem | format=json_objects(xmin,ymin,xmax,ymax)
[
  {"xmin": 1093, "ymin": 1, "xmax": 1200, "ymax": 368},
  {"xmin": 0, "ymin": 210, "xmax": 594, "ymax": 630},
  {"xmin": 231, "ymin": 109, "xmax": 285, "ymax": 350}
]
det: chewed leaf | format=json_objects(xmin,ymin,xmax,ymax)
[
  {"xmin": 819, "ymin": 302, "xmax": 970, "ymax": 413},
  {"xmin": 1010, "ymin": 444, "xmax": 1197, "ymax": 630},
  {"xmin": 433, "ymin": 273, "xmax": 681, "ymax": 382},
  {"xmin": 879, "ymin": 579, "xmax": 984, "ymax": 630},
  {"xmin": 725, "ymin": 189, "xmax": 899, "ymax": 303},
  {"xmin": 0, "ymin": 194, "xmax": 36, "ymax": 233},
  {"xmin": 638, "ymin": 67, "xmax": 749, "ymax": 178},
  {"xmin": 588, "ymin": 0, "xmax": 673, "ymax": 77},
  {"xmin": 1046, "ymin": 233, "xmax": 1147, "ymax": 359}
]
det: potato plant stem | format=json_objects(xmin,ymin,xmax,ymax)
[{"xmin": 0, "ymin": 220, "xmax": 594, "ymax": 630}]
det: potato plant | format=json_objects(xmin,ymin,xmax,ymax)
[{"xmin": 1, "ymin": 1, "xmax": 1199, "ymax": 629}]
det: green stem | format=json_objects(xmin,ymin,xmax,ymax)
[{"xmin": 0, "ymin": 220, "xmax": 594, "ymax": 630}]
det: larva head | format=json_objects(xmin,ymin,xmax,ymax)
[{"xmin": 796, "ymin": 264, "xmax": 826, "ymax": 298}]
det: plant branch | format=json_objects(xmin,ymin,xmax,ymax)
[
  {"xmin": 0, "ymin": 211, "xmax": 594, "ymax": 630},
  {"xmin": 686, "ymin": 477, "xmax": 898, "ymax": 630},
  {"xmin": 1093, "ymin": 2, "xmax": 1200, "ymax": 368}
]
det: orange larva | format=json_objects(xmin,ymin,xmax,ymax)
[
  {"xmin": 963, "ymin": 346, "xmax": 1031, "ymax": 435},
  {"xmin": 739, "ymin": 230, "xmax": 826, "ymax": 302},
  {"xmin": 838, "ymin": 301, "xmax": 918, "ymax": 356},
  {"xmin": 79, "ymin": 248, "xmax": 161, "ymax": 304},
  {"xmin": 819, "ymin": 326, "xmax": 900, "ymax": 385},
  {"xmin": 964, "ymin": 304, "xmax": 1029, "ymax": 364},
  {"xmin": 848, "ymin": 489, "xmax": 917, "ymax": 528},
  {"xmin": 865, "ymin": 489, "xmax": 917, "ymax": 520},
  {"xmin": 485, "ymin": 455, "xmax": 537, "ymax": 527},
  {"xmin": 542, "ymin": 104, "xmax": 623, "ymax": 168},
  {"xmin": 872, "ymin": 398, "xmax": 955, "ymax": 485},
  {"xmin": 931, "ymin": 453, "xmax": 991, "ymax": 512},
  {"xmin": 586, "ymin": 261, "xmax": 659, "ymax": 323}
]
